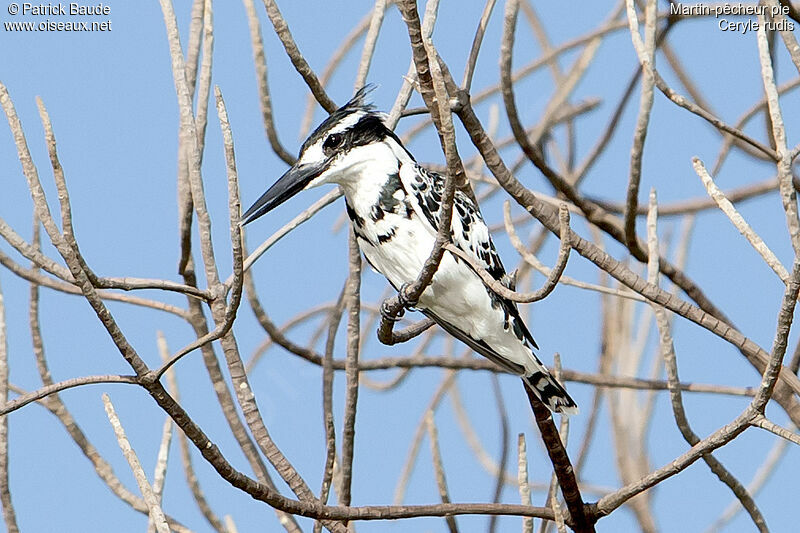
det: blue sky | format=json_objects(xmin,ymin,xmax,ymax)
[{"xmin": 0, "ymin": 1, "xmax": 798, "ymax": 532}]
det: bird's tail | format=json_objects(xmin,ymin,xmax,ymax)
[{"xmin": 523, "ymin": 369, "xmax": 578, "ymax": 415}]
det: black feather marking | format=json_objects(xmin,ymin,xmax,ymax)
[
  {"xmin": 378, "ymin": 172, "xmax": 403, "ymax": 213},
  {"xmin": 523, "ymin": 371, "xmax": 577, "ymax": 413},
  {"xmin": 345, "ymin": 200, "xmax": 365, "ymax": 228},
  {"xmin": 377, "ymin": 227, "xmax": 396, "ymax": 243},
  {"xmin": 404, "ymin": 162, "xmax": 539, "ymax": 350}
]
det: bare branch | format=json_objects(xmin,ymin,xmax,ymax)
[
  {"xmin": 622, "ymin": 0, "xmax": 657, "ymax": 249},
  {"xmin": 259, "ymin": 0, "xmax": 337, "ymax": 112},
  {"xmin": 647, "ymin": 189, "xmax": 767, "ymax": 532},
  {"xmin": 693, "ymin": 158, "xmax": 789, "ymax": 283},
  {"xmin": 426, "ymin": 413, "xmax": 459, "ymax": 533},
  {"xmin": 102, "ymin": 394, "xmax": 171, "ymax": 533},
  {"xmin": 0, "ymin": 281, "xmax": 19, "ymax": 533}
]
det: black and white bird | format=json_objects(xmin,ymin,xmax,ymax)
[{"xmin": 242, "ymin": 88, "xmax": 577, "ymax": 414}]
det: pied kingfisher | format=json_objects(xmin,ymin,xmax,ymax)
[{"xmin": 242, "ymin": 87, "xmax": 577, "ymax": 414}]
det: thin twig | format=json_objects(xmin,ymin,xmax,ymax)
[
  {"xmin": 243, "ymin": 0, "xmax": 295, "ymax": 165},
  {"xmin": 445, "ymin": 204, "xmax": 570, "ymax": 303},
  {"xmin": 354, "ymin": 0, "xmax": 389, "ymax": 90},
  {"xmin": 750, "ymin": 414, "xmax": 800, "ymax": 446},
  {"xmin": 692, "ymin": 158, "xmax": 789, "ymax": 283},
  {"xmin": 426, "ymin": 413, "xmax": 459, "ymax": 533},
  {"xmin": 102, "ymin": 394, "xmax": 171, "ymax": 533},
  {"xmin": 622, "ymin": 0, "xmax": 657, "ymax": 249},
  {"xmin": 259, "ymin": 0, "xmax": 337, "ymax": 112},
  {"xmin": 0, "ymin": 281, "xmax": 19, "ymax": 533},
  {"xmin": 518, "ymin": 433, "xmax": 533, "ymax": 533},
  {"xmin": 647, "ymin": 190, "xmax": 767, "ymax": 532},
  {"xmin": 339, "ymin": 232, "xmax": 362, "ymax": 508},
  {"xmin": 461, "ymin": 0, "xmax": 497, "ymax": 91}
]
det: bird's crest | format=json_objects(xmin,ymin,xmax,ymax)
[
  {"xmin": 300, "ymin": 85, "xmax": 380, "ymax": 155},
  {"xmin": 345, "ymin": 84, "xmax": 377, "ymax": 112}
]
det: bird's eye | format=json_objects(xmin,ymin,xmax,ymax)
[{"xmin": 323, "ymin": 133, "xmax": 343, "ymax": 155}]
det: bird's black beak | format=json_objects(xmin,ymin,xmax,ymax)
[{"xmin": 240, "ymin": 161, "xmax": 327, "ymax": 226}]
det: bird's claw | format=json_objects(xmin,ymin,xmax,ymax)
[
  {"xmin": 380, "ymin": 299, "xmax": 405, "ymax": 322},
  {"xmin": 398, "ymin": 282, "xmax": 419, "ymax": 310}
]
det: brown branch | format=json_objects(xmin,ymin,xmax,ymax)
[
  {"xmin": 379, "ymin": 0, "xmax": 465, "ymax": 342},
  {"xmin": 259, "ymin": 0, "xmax": 337, "ymax": 112},
  {"xmin": 524, "ymin": 384, "xmax": 594, "ymax": 532},
  {"xmin": 160, "ymin": 333, "xmax": 233, "ymax": 533},
  {"xmin": 243, "ymin": 0, "xmax": 295, "ymax": 165},
  {"xmin": 444, "ymin": 70, "xmax": 800, "ymax": 425},
  {"xmin": 445, "ymin": 204, "xmax": 570, "ymax": 303},
  {"xmin": 461, "ymin": 0, "xmax": 497, "ymax": 91},
  {"xmin": 339, "ymin": 232, "xmax": 362, "ymax": 509}
]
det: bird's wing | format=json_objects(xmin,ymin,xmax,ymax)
[
  {"xmin": 421, "ymin": 309, "xmax": 526, "ymax": 376},
  {"xmin": 398, "ymin": 163, "xmax": 539, "ymax": 350}
]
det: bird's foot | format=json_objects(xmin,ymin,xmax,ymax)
[
  {"xmin": 398, "ymin": 282, "xmax": 419, "ymax": 310},
  {"xmin": 380, "ymin": 299, "xmax": 405, "ymax": 322}
]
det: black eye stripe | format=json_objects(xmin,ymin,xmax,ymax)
[{"xmin": 310, "ymin": 113, "xmax": 412, "ymax": 161}]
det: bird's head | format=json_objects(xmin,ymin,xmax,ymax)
[{"xmin": 241, "ymin": 85, "xmax": 410, "ymax": 226}]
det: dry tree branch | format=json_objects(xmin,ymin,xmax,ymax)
[
  {"xmin": 750, "ymin": 414, "xmax": 800, "ymax": 446},
  {"xmin": 23, "ymin": 244, "xmax": 194, "ymax": 532},
  {"xmin": 502, "ymin": 204, "xmax": 647, "ymax": 303},
  {"xmin": 426, "ymin": 413, "xmax": 459, "ymax": 533},
  {"xmin": 693, "ymin": 158, "xmax": 789, "ymax": 283},
  {"xmin": 652, "ymin": 69, "xmax": 778, "ymax": 161},
  {"xmin": 386, "ymin": 0, "xmax": 441, "ymax": 129},
  {"xmin": 446, "ymin": 74, "xmax": 800, "ymax": 421},
  {"xmin": 539, "ymin": 356, "xmax": 569, "ymax": 533},
  {"xmin": 0, "ymin": 281, "xmax": 19, "ymax": 533},
  {"xmin": 755, "ymin": 14, "xmax": 800, "ymax": 254},
  {"xmin": 151, "ymin": 86, "xmax": 245, "ymax": 380},
  {"xmin": 0, "ymin": 375, "xmax": 140, "ymax": 416},
  {"xmin": 622, "ymin": 0, "xmax": 656, "ymax": 250},
  {"xmin": 523, "ymin": 384, "xmax": 593, "ymax": 532},
  {"xmin": 594, "ymin": 257, "xmax": 800, "ymax": 519},
  {"xmin": 148, "ymin": 415, "xmax": 175, "ymax": 533},
  {"xmin": 592, "ymin": 175, "xmax": 793, "ymax": 218},
  {"xmin": 378, "ymin": 0, "xmax": 463, "ymax": 341},
  {"xmin": 243, "ymin": 0, "xmax": 295, "ymax": 165},
  {"xmin": 102, "ymin": 394, "xmax": 171, "ymax": 533},
  {"xmin": 462, "ymin": 0, "xmax": 498, "ymax": 92},
  {"xmin": 354, "ymin": 0, "xmax": 390, "ymax": 91},
  {"xmin": 259, "ymin": 0, "xmax": 337, "ymax": 112},
  {"xmin": 159, "ymin": 332, "xmax": 233, "ymax": 533},
  {"xmin": 646, "ymin": 190, "xmax": 767, "ymax": 532},
  {"xmin": 707, "ymin": 437, "xmax": 790, "ymax": 532},
  {"xmin": 339, "ymin": 232, "xmax": 362, "ymax": 509},
  {"xmin": 518, "ymin": 433, "xmax": 533, "ymax": 533},
  {"xmin": 444, "ymin": 204, "xmax": 570, "ymax": 303},
  {"xmin": 193, "ymin": 0, "xmax": 215, "ymax": 157}
]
